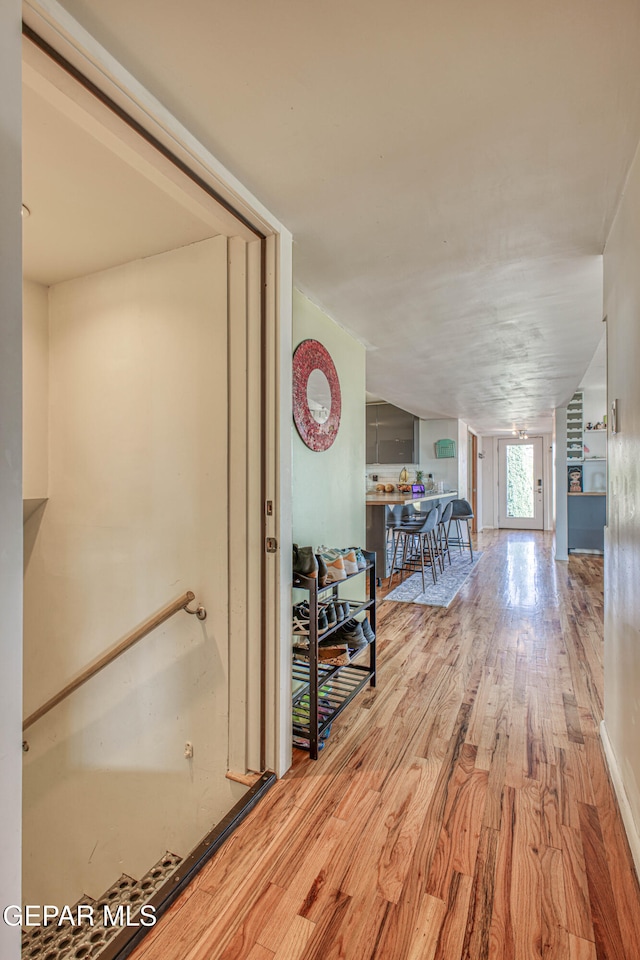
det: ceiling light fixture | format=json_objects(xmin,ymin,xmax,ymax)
[{"xmin": 518, "ymin": 429, "xmax": 529, "ymax": 440}]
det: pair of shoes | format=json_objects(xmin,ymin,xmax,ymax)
[
  {"xmin": 323, "ymin": 599, "xmax": 351, "ymax": 627},
  {"xmin": 316, "ymin": 547, "xmax": 361, "ymax": 580},
  {"xmin": 292, "ymin": 602, "xmax": 329, "ymax": 635}
]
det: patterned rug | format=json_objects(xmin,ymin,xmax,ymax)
[{"xmin": 384, "ymin": 551, "xmax": 483, "ymax": 607}]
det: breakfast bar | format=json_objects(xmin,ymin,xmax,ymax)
[{"xmin": 366, "ymin": 490, "xmax": 458, "ymax": 579}]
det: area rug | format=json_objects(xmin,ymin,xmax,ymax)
[{"xmin": 384, "ymin": 551, "xmax": 483, "ymax": 607}]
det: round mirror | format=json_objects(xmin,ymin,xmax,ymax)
[
  {"xmin": 306, "ymin": 369, "xmax": 332, "ymax": 424},
  {"xmin": 292, "ymin": 339, "xmax": 342, "ymax": 451}
]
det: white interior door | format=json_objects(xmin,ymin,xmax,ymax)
[{"xmin": 498, "ymin": 437, "xmax": 544, "ymax": 529}]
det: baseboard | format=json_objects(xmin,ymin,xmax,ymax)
[{"xmin": 600, "ymin": 719, "xmax": 640, "ymax": 881}]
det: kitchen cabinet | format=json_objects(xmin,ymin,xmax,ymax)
[{"xmin": 366, "ymin": 402, "xmax": 417, "ymax": 464}]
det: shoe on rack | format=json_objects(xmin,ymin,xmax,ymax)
[
  {"xmin": 292, "ymin": 602, "xmax": 329, "ymax": 635},
  {"xmin": 334, "ymin": 600, "xmax": 351, "ymax": 621},
  {"xmin": 351, "ymin": 547, "xmax": 368, "ymax": 570},
  {"xmin": 293, "ymin": 544, "xmax": 318, "ymax": 580},
  {"xmin": 340, "ymin": 548, "xmax": 359, "ymax": 576},
  {"xmin": 316, "ymin": 547, "xmax": 347, "ymax": 582},
  {"xmin": 334, "ymin": 619, "xmax": 367, "ymax": 651},
  {"xmin": 318, "ymin": 645, "xmax": 351, "ymax": 667},
  {"xmin": 323, "ymin": 600, "xmax": 338, "ymax": 628},
  {"xmin": 360, "ymin": 617, "xmax": 375, "ymax": 644},
  {"xmin": 315, "ymin": 553, "xmax": 329, "ymax": 587}
]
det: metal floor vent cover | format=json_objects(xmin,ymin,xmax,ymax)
[{"xmin": 21, "ymin": 852, "xmax": 182, "ymax": 960}]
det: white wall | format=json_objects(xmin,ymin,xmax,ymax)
[
  {"xmin": 602, "ymin": 136, "xmax": 640, "ymax": 873},
  {"xmin": 0, "ymin": 3, "xmax": 23, "ymax": 955},
  {"xmin": 480, "ymin": 436, "xmax": 495, "ymax": 529},
  {"xmin": 457, "ymin": 420, "xmax": 469, "ymax": 500},
  {"xmin": 554, "ymin": 408, "xmax": 568, "ymax": 560},
  {"xmin": 22, "ymin": 238, "xmax": 248, "ymax": 907},
  {"xmin": 292, "ymin": 290, "xmax": 366, "ymax": 551},
  {"xmin": 23, "ymin": 281, "xmax": 49, "ymax": 501}
]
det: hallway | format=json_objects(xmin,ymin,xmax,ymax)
[{"xmin": 131, "ymin": 531, "xmax": 640, "ymax": 960}]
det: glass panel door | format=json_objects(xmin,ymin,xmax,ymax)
[{"xmin": 498, "ymin": 437, "xmax": 544, "ymax": 529}]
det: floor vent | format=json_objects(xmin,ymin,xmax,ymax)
[{"xmin": 21, "ymin": 852, "xmax": 182, "ymax": 960}]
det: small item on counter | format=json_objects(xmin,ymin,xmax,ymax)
[
  {"xmin": 376, "ymin": 483, "xmax": 386, "ymax": 492},
  {"xmin": 385, "ymin": 483, "xmax": 394, "ymax": 492},
  {"xmin": 568, "ymin": 465, "xmax": 583, "ymax": 493}
]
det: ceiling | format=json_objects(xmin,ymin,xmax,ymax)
[
  {"xmin": 22, "ymin": 73, "xmax": 220, "ymax": 286},
  {"xmin": 32, "ymin": 0, "xmax": 640, "ymax": 432}
]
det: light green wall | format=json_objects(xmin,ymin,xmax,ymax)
[{"xmin": 292, "ymin": 289, "xmax": 365, "ymax": 552}]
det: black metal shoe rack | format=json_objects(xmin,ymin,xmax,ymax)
[{"xmin": 292, "ymin": 550, "xmax": 377, "ymax": 759}]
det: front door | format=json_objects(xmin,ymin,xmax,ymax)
[{"xmin": 498, "ymin": 437, "xmax": 544, "ymax": 529}]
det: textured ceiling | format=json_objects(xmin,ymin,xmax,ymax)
[{"xmin": 30, "ymin": 0, "xmax": 640, "ymax": 432}]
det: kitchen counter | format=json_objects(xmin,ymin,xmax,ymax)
[
  {"xmin": 366, "ymin": 490, "xmax": 458, "ymax": 579},
  {"xmin": 365, "ymin": 490, "xmax": 457, "ymax": 506}
]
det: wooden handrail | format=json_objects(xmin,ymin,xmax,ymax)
[{"xmin": 23, "ymin": 590, "xmax": 206, "ymax": 733}]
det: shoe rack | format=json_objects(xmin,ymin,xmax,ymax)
[{"xmin": 292, "ymin": 551, "xmax": 377, "ymax": 759}]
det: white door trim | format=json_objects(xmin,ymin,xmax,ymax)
[{"xmin": 497, "ymin": 436, "xmax": 544, "ymax": 530}]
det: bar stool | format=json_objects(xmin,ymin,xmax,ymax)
[
  {"xmin": 385, "ymin": 504, "xmax": 404, "ymax": 552},
  {"xmin": 388, "ymin": 505, "xmax": 441, "ymax": 592},
  {"xmin": 437, "ymin": 500, "xmax": 454, "ymax": 568},
  {"xmin": 447, "ymin": 498, "xmax": 474, "ymax": 561}
]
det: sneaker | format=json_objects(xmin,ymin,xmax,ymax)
[
  {"xmin": 293, "ymin": 544, "xmax": 318, "ymax": 580},
  {"xmin": 336, "ymin": 600, "xmax": 351, "ymax": 621},
  {"xmin": 360, "ymin": 617, "xmax": 375, "ymax": 644},
  {"xmin": 335, "ymin": 619, "xmax": 367, "ymax": 651},
  {"xmin": 324, "ymin": 601, "xmax": 338, "ymax": 628},
  {"xmin": 351, "ymin": 547, "xmax": 368, "ymax": 570},
  {"xmin": 340, "ymin": 548, "xmax": 359, "ymax": 576},
  {"xmin": 316, "ymin": 547, "xmax": 347, "ymax": 582},
  {"xmin": 315, "ymin": 553, "xmax": 329, "ymax": 587},
  {"xmin": 292, "ymin": 602, "xmax": 328, "ymax": 635}
]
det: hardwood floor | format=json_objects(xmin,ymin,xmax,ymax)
[{"xmin": 131, "ymin": 530, "xmax": 640, "ymax": 960}]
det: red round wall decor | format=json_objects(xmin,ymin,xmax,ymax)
[{"xmin": 292, "ymin": 339, "xmax": 342, "ymax": 451}]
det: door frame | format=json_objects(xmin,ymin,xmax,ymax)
[
  {"xmin": 497, "ymin": 436, "xmax": 545, "ymax": 529},
  {"xmin": 468, "ymin": 430, "xmax": 478, "ymax": 534},
  {"xmin": 22, "ymin": 0, "xmax": 294, "ymax": 781}
]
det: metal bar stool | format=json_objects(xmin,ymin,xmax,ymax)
[
  {"xmin": 385, "ymin": 504, "xmax": 404, "ymax": 553},
  {"xmin": 437, "ymin": 500, "xmax": 454, "ymax": 568},
  {"xmin": 388, "ymin": 505, "xmax": 441, "ymax": 592},
  {"xmin": 447, "ymin": 498, "xmax": 474, "ymax": 561}
]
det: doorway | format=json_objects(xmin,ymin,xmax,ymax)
[
  {"xmin": 498, "ymin": 437, "xmax": 544, "ymax": 529},
  {"xmin": 21, "ymin": 34, "xmax": 267, "ymax": 916}
]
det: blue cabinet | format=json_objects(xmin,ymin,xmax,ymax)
[{"xmin": 568, "ymin": 494, "xmax": 606, "ymax": 552}]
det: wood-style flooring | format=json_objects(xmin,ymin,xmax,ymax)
[{"xmin": 131, "ymin": 530, "xmax": 640, "ymax": 960}]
